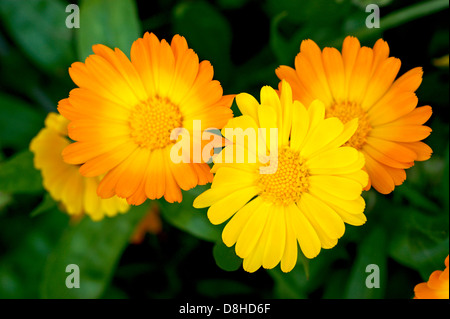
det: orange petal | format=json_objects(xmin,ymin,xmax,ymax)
[
  {"xmin": 397, "ymin": 141, "xmax": 433, "ymax": 161},
  {"xmin": 365, "ymin": 136, "xmax": 417, "ymax": 163},
  {"xmin": 391, "ymin": 67, "xmax": 423, "ymax": 93},
  {"xmin": 364, "ymin": 153, "xmax": 395, "ymax": 194},
  {"xmin": 347, "ymin": 46, "xmax": 373, "ymax": 104},
  {"xmin": 368, "ymin": 92, "xmax": 418, "ymax": 126},
  {"xmin": 370, "ymin": 124, "xmax": 432, "ymax": 142},
  {"xmin": 145, "ymin": 149, "xmax": 166, "ymax": 200},
  {"xmin": 322, "ymin": 47, "xmax": 346, "ymax": 102},
  {"xmin": 92, "ymin": 44, "xmax": 147, "ymax": 101},
  {"xmin": 361, "ymin": 57, "xmax": 401, "ymax": 110},
  {"xmin": 341, "ymin": 36, "xmax": 361, "ymax": 95},
  {"xmin": 276, "ymin": 65, "xmax": 313, "ymax": 104},
  {"xmin": 387, "ymin": 105, "xmax": 432, "ymax": 126}
]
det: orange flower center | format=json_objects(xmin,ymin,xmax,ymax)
[
  {"xmin": 258, "ymin": 147, "xmax": 309, "ymax": 206},
  {"xmin": 326, "ymin": 101, "xmax": 372, "ymax": 150},
  {"xmin": 129, "ymin": 96, "xmax": 183, "ymax": 150}
]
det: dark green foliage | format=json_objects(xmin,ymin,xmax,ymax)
[{"xmin": 0, "ymin": 0, "xmax": 448, "ymax": 299}]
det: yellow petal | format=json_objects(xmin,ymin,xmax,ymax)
[
  {"xmin": 301, "ymin": 117, "xmax": 344, "ymax": 158},
  {"xmin": 307, "ymin": 147, "xmax": 359, "ymax": 173},
  {"xmin": 300, "ymin": 193, "xmax": 345, "ymax": 240},
  {"xmin": 258, "ymin": 104, "xmax": 279, "ymax": 151},
  {"xmin": 260, "ymin": 85, "xmax": 282, "ymax": 119},
  {"xmin": 211, "ymin": 167, "xmax": 258, "ymax": 190},
  {"xmin": 307, "ymin": 99, "xmax": 325, "ymax": 133},
  {"xmin": 262, "ymin": 205, "xmax": 286, "ymax": 269},
  {"xmin": 298, "ymin": 198, "xmax": 338, "ymax": 249},
  {"xmin": 280, "ymin": 208, "xmax": 299, "ymax": 273},
  {"xmin": 242, "ymin": 211, "xmax": 272, "ymax": 273},
  {"xmin": 222, "ymin": 115, "xmax": 261, "ymax": 159},
  {"xmin": 285, "ymin": 203, "xmax": 321, "ymax": 259},
  {"xmin": 207, "ymin": 185, "xmax": 260, "ymax": 225},
  {"xmin": 222, "ymin": 197, "xmax": 264, "ymax": 247},
  {"xmin": 290, "ymin": 101, "xmax": 309, "ymax": 151},
  {"xmin": 235, "ymin": 93, "xmax": 260, "ymax": 123},
  {"xmin": 313, "ymin": 190, "xmax": 366, "ymax": 216},
  {"xmin": 279, "ymin": 80, "xmax": 294, "ymax": 146},
  {"xmin": 83, "ymin": 177, "xmax": 100, "ymax": 215},
  {"xmin": 320, "ymin": 118, "xmax": 358, "ymax": 152},
  {"xmin": 235, "ymin": 200, "xmax": 271, "ymax": 259},
  {"xmin": 308, "ymin": 175, "xmax": 362, "ymax": 201}
]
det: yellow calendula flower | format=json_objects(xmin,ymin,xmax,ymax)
[
  {"xmin": 30, "ymin": 113, "xmax": 129, "ymax": 221},
  {"xmin": 276, "ymin": 36, "xmax": 433, "ymax": 194},
  {"xmin": 194, "ymin": 80, "xmax": 368, "ymax": 273},
  {"xmin": 58, "ymin": 32, "xmax": 233, "ymax": 205},
  {"xmin": 414, "ymin": 255, "xmax": 449, "ymax": 299}
]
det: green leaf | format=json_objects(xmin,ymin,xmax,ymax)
[
  {"xmin": 0, "ymin": 93, "xmax": 45, "ymax": 151},
  {"xmin": 30, "ymin": 193, "xmax": 57, "ymax": 217},
  {"xmin": 77, "ymin": 0, "xmax": 141, "ymax": 60},
  {"xmin": 266, "ymin": 0, "xmax": 353, "ymax": 25},
  {"xmin": 351, "ymin": 0, "xmax": 393, "ymax": 9},
  {"xmin": 388, "ymin": 207, "xmax": 449, "ymax": 279},
  {"xmin": 40, "ymin": 203, "xmax": 148, "ymax": 299},
  {"xmin": 442, "ymin": 145, "xmax": 449, "ymax": 212},
  {"xmin": 0, "ymin": 209, "xmax": 69, "ymax": 298},
  {"xmin": 269, "ymin": 11, "xmax": 343, "ymax": 65},
  {"xmin": 213, "ymin": 240, "xmax": 242, "ymax": 272},
  {"xmin": 0, "ymin": 191, "xmax": 12, "ymax": 212},
  {"xmin": 304, "ymin": 247, "xmax": 348, "ymax": 296},
  {"xmin": 0, "ymin": 150, "xmax": 44, "ymax": 194},
  {"xmin": 344, "ymin": 227, "xmax": 387, "ymax": 299},
  {"xmin": 0, "ymin": 0, "xmax": 74, "ymax": 73},
  {"xmin": 322, "ymin": 269, "xmax": 350, "ymax": 299},
  {"xmin": 269, "ymin": 12, "xmax": 292, "ymax": 65},
  {"xmin": 346, "ymin": 0, "xmax": 449, "ymax": 44},
  {"xmin": 173, "ymin": 1, "xmax": 232, "ymax": 82},
  {"xmin": 394, "ymin": 184, "xmax": 441, "ymax": 214},
  {"xmin": 159, "ymin": 186, "xmax": 222, "ymax": 242},
  {"xmin": 268, "ymin": 265, "xmax": 308, "ymax": 299},
  {"xmin": 379, "ymin": 0, "xmax": 448, "ymax": 30}
]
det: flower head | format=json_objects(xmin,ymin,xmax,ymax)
[
  {"xmin": 414, "ymin": 255, "xmax": 449, "ymax": 299},
  {"xmin": 276, "ymin": 36, "xmax": 433, "ymax": 194},
  {"xmin": 30, "ymin": 113, "xmax": 129, "ymax": 221},
  {"xmin": 58, "ymin": 32, "xmax": 233, "ymax": 205},
  {"xmin": 194, "ymin": 80, "xmax": 368, "ymax": 273}
]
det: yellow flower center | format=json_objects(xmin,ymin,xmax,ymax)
[
  {"xmin": 326, "ymin": 101, "xmax": 372, "ymax": 150},
  {"xmin": 129, "ymin": 96, "xmax": 183, "ymax": 150},
  {"xmin": 258, "ymin": 147, "xmax": 309, "ymax": 206}
]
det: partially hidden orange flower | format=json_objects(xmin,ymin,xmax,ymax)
[
  {"xmin": 58, "ymin": 32, "xmax": 233, "ymax": 205},
  {"xmin": 276, "ymin": 36, "xmax": 433, "ymax": 194},
  {"xmin": 414, "ymin": 255, "xmax": 449, "ymax": 299},
  {"xmin": 130, "ymin": 203, "xmax": 162, "ymax": 244}
]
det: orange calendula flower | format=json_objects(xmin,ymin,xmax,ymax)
[
  {"xmin": 276, "ymin": 36, "xmax": 433, "ymax": 194},
  {"xmin": 58, "ymin": 32, "xmax": 233, "ymax": 205},
  {"xmin": 30, "ymin": 113, "xmax": 129, "ymax": 221},
  {"xmin": 414, "ymin": 255, "xmax": 449, "ymax": 299}
]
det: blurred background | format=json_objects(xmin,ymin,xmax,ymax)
[{"xmin": 0, "ymin": 0, "xmax": 448, "ymax": 299}]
